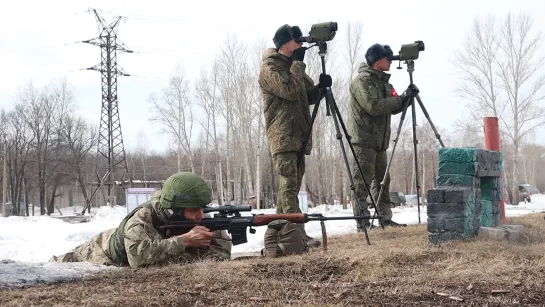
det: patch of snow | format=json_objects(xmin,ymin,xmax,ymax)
[
  {"xmin": 1, "ymin": 196, "xmax": 544, "ymax": 289},
  {"xmin": 0, "ymin": 259, "xmax": 120, "ymax": 289}
]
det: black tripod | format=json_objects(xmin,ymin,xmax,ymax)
[
  {"xmin": 297, "ymin": 41, "xmax": 384, "ymax": 245},
  {"xmin": 371, "ymin": 59, "xmax": 445, "ymax": 226}
]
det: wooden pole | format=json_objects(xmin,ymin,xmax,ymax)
[
  {"xmin": 2, "ymin": 141, "xmax": 7, "ymax": 217},
  {"xmin": 256, "ymin": 149, "xmax": 261, "ymax": 210}
]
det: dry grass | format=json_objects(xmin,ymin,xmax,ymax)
[{"xmin": 2, "ymin": 213, "xmax": 545, "ymax": 306}]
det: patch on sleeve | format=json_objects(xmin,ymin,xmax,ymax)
[{"xmin": 390, "ymin": 87, "xmax": 399, "ymax": 97}]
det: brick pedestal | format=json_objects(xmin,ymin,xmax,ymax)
[{"xmin": 427, "ymin": 148, "xmax": 503, "ymax": 244}]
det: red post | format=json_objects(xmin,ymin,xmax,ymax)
[{"xmin": 483, "ymin": 117, "xmax": 506, "ymax": 223}]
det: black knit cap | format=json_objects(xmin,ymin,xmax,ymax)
[
  {"xmin": 365, "ymin": 43, "xmax": 394, "ymax": 65},
  {"xmin": 273, "ymin": 24, "xmax": 303, "ymax": 49}
]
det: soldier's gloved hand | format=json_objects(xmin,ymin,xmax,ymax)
[
  {"xmin": 318, "ymin": 73, "xmax": 332, "ymax": 88},
  {"xmin": 291, "ymin": 47, "xmax": 307, "ymax": 62},
  {"xmin": 399, "ymin": 84, "xmax": 419, "ymax": 107},
  {"xmin": 180, "ymin": 226, "xmax": 214, "ymax": 248},
  {"xmin": 405, "ymin": 84, "xmax": 419, "ymax": 97},
  {"xmin": 398, "ymin": 93, "xmax": 412, "ymax": 110}
]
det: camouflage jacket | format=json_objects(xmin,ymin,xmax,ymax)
[
  {"xmin": 259, "ymin": 48, "xmax": 322, "ymax": 155},
  {"xmin": 50, "ymin": 191, "xmax": 232, "ymax": 268},
  {"xmin": 349, "ymin": 62, "xmax": 403, "ymax": 151}
]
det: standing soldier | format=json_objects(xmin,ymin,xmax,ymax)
[
  {"xmin": 258, "ymin": 24, "xmax": 331, "ymax": 246},
  {"xmin": 349, "ymin": 43, "xmax": 419, "ymax": 231}
]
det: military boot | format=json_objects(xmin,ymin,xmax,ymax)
[
  {"xmin": 300, "ymin": 225, "xmax": 321, "ymax": 248},
  {"xmin": 382, "ymin": 220, "xmax": 407, "ymax": 227},
  {"xmin": 356, "ymin": 219, "xmax": 371, "ymax": 232}
]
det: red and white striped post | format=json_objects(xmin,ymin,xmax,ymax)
[{"xmin": 483, "ymin": 117, "xmax": 506, "ymax": 223}]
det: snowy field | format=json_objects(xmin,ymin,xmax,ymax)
[{"xmin": 1, "ymin": 196, "xmax": 544, "ymax": 289}]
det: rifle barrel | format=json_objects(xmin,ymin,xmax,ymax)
[{"xmin": 306, "ymin": 214, "xmax": 381, "ymax": 221}]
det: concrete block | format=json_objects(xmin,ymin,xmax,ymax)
[
  {"xmin": 428, "ymin": 147, "xmax": 505, "ymax": 245},
  {"xmin": 478, "ymin": 226, "xmax": 505, "ymax": 240},
  {"xmin": 477, "ymin": 170, "xmax": 501, "ymax": 177},
  {"xmin": 480, "ymin": 178, "xmax": 497, "ymax": 190},
  {"xmin": 489, "ymin": 150, "xmax": 501, "ymax": 163},
  {"xmin": 437, "ymin": 174, "xmax": 479, "ymax": 188},
  {"xmin": 438, "ymin": 161, "xmax": 478, "ymax": 176},
  {"xmin": 502, "ymin": 224, "xmax": 525, "ymax": 233},
  {"xmin": 477, "ymin": 151, "xmax": 500, "ymax": 168},
  {"xmin": 444, "ymin": 218, "xmax": 465, "ymax": 232},
  {"xmin": 481, "ymin": 187, "xmax": 495, "ymax": 201},
  {"xmin": 438, "ymin": 148, "xmax": 480, "ymax": 164},
  {"xmin": 426, "ymin": 189, "xmax": 445, "ymax": 203},
  {"xmin": 427, "ymin": 217, "xmax": 446, "ymax": 232},
  {"xmin": 480, "ymin": 200, "xmax": 498, "ymax": 227},
  {"xmin": 478, "ymin": 225, "xmax": 523, "ymax": 242},
  {"xmin": 427, "ymin": 202, "xmax": 466, "ymax": 217},
  {"xmin": 504, "ymin": 228, "xmax": 520, "ymax": 241},
  {"xmin": 444, "ymin": 188, "xmax": 471, "ymax": 203}
]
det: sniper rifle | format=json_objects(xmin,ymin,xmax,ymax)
[{"xmin": 160, "ymin": 204, "xmax": 380, "ymax": 245}]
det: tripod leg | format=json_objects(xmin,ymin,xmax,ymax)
[
  {"xmin": 327, "ymin": 89, "xmax": 371, "ymax": 244},
  {"xmin": 372, "ymin": 104, "xmax": 409, "ymax": 227},
  {"xmin": 330, "ymin": 96, "xmax": 380, "ymax": 227},
  {"xmin": 297, "ymin": 97, "xmax": 322, "ymax": 168},
  {"xmin": 415, "ymin": 94, "xmax": 445, "ymax": 148},
  {"xmin": 410, "ymin": 97, "xmax": 422, "ymax": 224}
]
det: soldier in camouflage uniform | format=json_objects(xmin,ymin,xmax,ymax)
[
  {"xmin": 259, "ymin": 24, "xmax": 331, "ymax": 214},
  {"xmin": 49, "ymin": 172, "xmax": 232, "ymax": 268},
  {"xmin": 258, "ymin": 24, "xmax": 331, "ymax": 247},
  {"xmin": 349, "ymin": 43, "xmax": 419, "ymax": 231}
]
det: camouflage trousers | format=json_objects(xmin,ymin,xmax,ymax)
[
  {"xmin": 273, "ymin": 151, "xmax": 304, "ymax": 214},
  {"xmin": 49, "ymin": 228, "xmax": 117, "ymax": 266},
  {"xmin": 351, "ymin": 146, "xmax": 393, "ymax": 228}
]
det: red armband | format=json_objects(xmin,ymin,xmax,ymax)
[{"xmin": 390, "ymin": 87, "xmax": 399, "ymax": 97}]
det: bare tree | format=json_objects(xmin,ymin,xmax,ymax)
[
  {"xmin": 195, "ymin": 60, "xmax": 224, "ymax": 203},
  {"xmin": 4, "ymin": 104, "xmax": 34, "ymax": 215},
  {"xmin": 345, "ymin": 21, "xmax": 365, "ymax": 80},
  {"xmin": 20, "ymin": 82, "xmax": 56, "ymax": 215},
  {"xmin": 496, "ymin": 12, "xmax": 545, "ymax": 204},
  {"xmin": 57, "ymin": 114, "xmax": 97, "ymax": 208},
  {"xmin": 216, "ymin": 34, "xmax": 256, "ymax": 203},
  {"xmin": 135, "ymin": 130, "xmax": 149, "ymax": 187},
  {"xmin": 452, "ymin": 15, "xmax": 504, "ymax": 123},
  {"xmin": 453, "ymin": 12, "xmax": 545, "ymax": 204},
  {"xmin": 149, "ymin": 63, "xmax": 195, "ymax": 173},
  {"xmin": 342, "ymin": 21, "xmax": 365, "ymax": 206},
  {"xmin": 46, "ymin": 80, "xmax": 77, "ymax": 214}
]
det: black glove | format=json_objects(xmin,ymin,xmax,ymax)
[
  {"xmin": 399, "ymin": 84, "xmax": 419, "ymax": 106},
  {"xmin": 291, "ymin": 47, "xmax": 307, "ymax": 62},
  {"xmin": 318, "ymin": 74, "xmax": 332, "ymax": 88},
  {"xmin": 404, "ymin": 84, "xmax": 419, "ymax": 97}
]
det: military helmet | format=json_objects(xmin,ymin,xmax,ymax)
[
  {"xmin": 365, "ymin": 43, "xmax": 394, "ymax": 66},
  {"xmin": 159, "ymin": 172, "xmax": 212, "ymax": 209}
]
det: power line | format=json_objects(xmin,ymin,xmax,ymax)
[
  {"xmin": 0, "ymin": 42, "xmax": 86, "ymax": 55},
  {"xmin": 91, "ymin": 8, "xmax": 263, "ymax": 32},
  {"xmin": 2, "ymin": 10, "xmax": 88, "ymax": 28}
]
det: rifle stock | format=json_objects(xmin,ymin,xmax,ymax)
[{"xmin": 253, "ymin": 213, "xmax": 307, "ymax": 225}]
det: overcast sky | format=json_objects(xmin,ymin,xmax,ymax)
[{"xmin": 1, "ymin": 0, "xmax": 544, "ymax": 154}]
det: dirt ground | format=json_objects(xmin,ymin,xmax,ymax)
[{"xmin": 1, "ymin": 213, "xmax": 544, "ymax": 306}]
